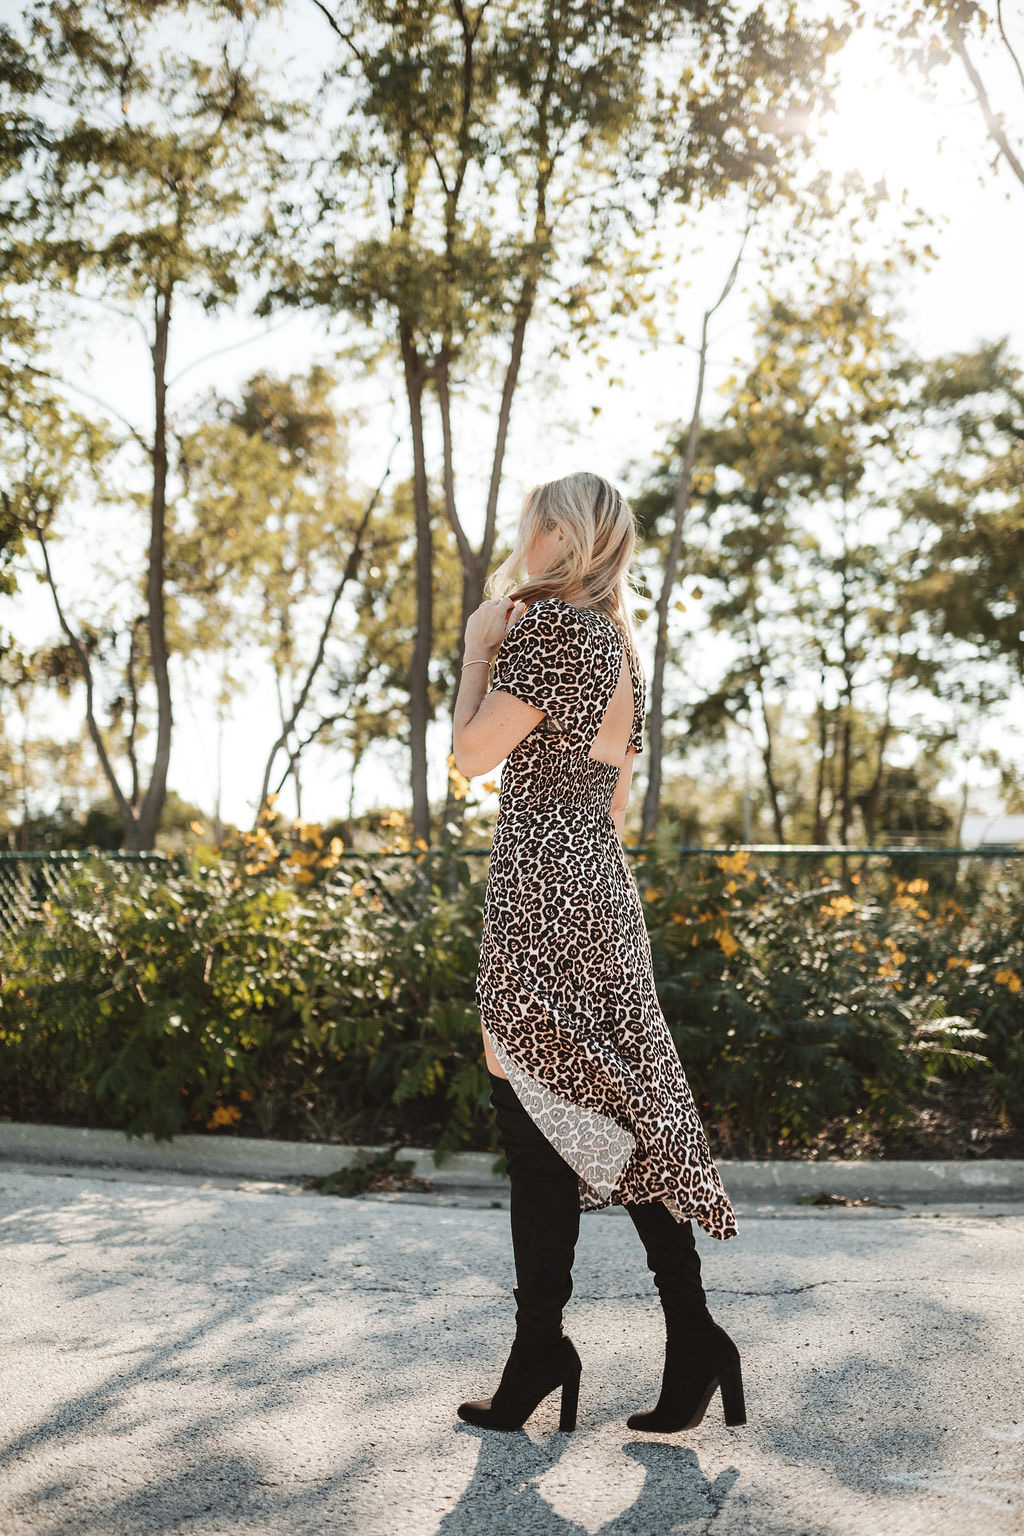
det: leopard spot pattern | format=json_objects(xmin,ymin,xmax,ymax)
[{"xmin": 476, "ymin": 597, "xmax": 737, "ymax": 1240}]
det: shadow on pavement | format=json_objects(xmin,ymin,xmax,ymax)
[
  {"xmin": 438, "ymin": 1430, "xmax": 742, "ymax": 1535},
  {"xmin": 1, "ymin": 1177, "xmax": 1018, "ymax": 1534}
]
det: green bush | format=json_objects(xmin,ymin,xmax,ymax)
[
  {"xmin": 636, "ymin": 847, "xmax": 1022, "ymax": 1156},
  {"xmin": 1, "ymin": 817, "xmax": 1021, "ymax": 1158},
  {"xmin": 0, "ymin": 808, "xmax": 493, "ymax": 1153}
]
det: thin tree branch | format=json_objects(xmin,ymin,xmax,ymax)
[
  {"xmin": 126, "ymin": 614, "xmax": 143, "ymax": 808},
  {"xmin": 166, "ymin": 313, "xmax": 301, "ymax": 391},
  {"xmin": 306, "ymin": 0, "xmax": 368, "ymax": 65},
  {"xmin": 65, "ymin": 289, "xmax": 151, "ymax": 344},
  {"xmin": 23, "ymin": 364, "xmax": 150, "ymax": 456},
  {"xmin": 996, "ymin": 1, "xmax": 1024, "ymax": 98},
  {"xmin": 642, "ymin": 218, "xmax": 752, "ymax": 838},
  {"xmin": 257, "ymin": 440, "xmax": 400, "ymax": 815},
  {"xmin": 436, "ymin": 349, "xmax": 472, "ymax": 571},
  {"xmin": 21, "ymin": 503, "xmax": 133, "ymax": 827},
  {"xmin": 948, "ymin": 17, "xmax": 1024, "ymax": 188},
  {"xmin": 271, "ymin": 710, "xmax": 345, "ymax": 800}
]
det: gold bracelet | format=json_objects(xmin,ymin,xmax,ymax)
[{"xmin": 461, "ymin": 658, "xmax": 491, "ymax": 669}]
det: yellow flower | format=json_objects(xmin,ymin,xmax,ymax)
[
  {"xmin": 946, "ymin": 956, "xmax": 971, "ymax": 970},
  {"xmin": 644, "ymin": 886, "xmax": 663, "ymax": 902},
  {"xmin": 823, "ymin": 895, "xmax": 856, "ymax": 919},
  {"xmin": 715, "ymin": 850, "xmax": 751, "ymax": 877},
  {"xmin": 206, "ymin": 1105, "xmax": 242, "ymax": 1129},
  {"xmin": 448, "ymin": 761, "xmax": 471, "ymax": 800},
  {"xmin": 926, "ymin": 971, "xmax": 936, "ymax": 984},
  {"xmin": 851, "ymin": 940, "xmax": 867, "ymax": 953},
  {"xmin": 905, "ymin": 878, "xmax": 930, "ymax": 895},
  {"xmin": 994, "ymin": 968, "xmax": 1022, "ymax": 993},
  {"xmin": 482, "ymin": 780, "xmax": 499, "ymax": 794},
  {"xmin": 350, "ymin": 880, "xmax": 366, "ymax": 898},
  {"xmin": 715, "ymin": 927, "xmax": 739, "ymax": 959},
  {"xmin": 878, "ymin": 961, "xmax": 895, "ymax": 976}
]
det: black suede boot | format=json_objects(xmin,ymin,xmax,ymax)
[
  {"xmin": 625, "ymin": 1198, "xmax": 746, "ymax": 1431},
  {"xmin": 457, "ymin": 1072, "xmax": 583, "ymax": 1432}
]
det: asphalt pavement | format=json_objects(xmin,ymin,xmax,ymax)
[{"xmin": 1, "ymin": 1164, "xmax": 1022, "ymax": 1536}]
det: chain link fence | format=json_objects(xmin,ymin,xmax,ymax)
[
  {"xmin": 0, "ymin": 852, "xmax": 170, "ymax": 933},
  {"xmin": 2, "ymin": 843, "xmax": 1022, "ymax": 934}
]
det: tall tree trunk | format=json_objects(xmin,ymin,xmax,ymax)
[
  {"xmin": 836, "ymin": 534, "xmax": 853, "ymax": 846},
  {"xmin": 825, "ymin": 704, "xmax": 840, "ymax": 840},
  {"xmin": 812, "ymin": 674, "xmax": 828, "ymax": 843},
  {"xmin": 642, "ymin": 233, "xmax": 747, "ymax": 840},
  {"xmin": 132, "ymin": 284, "xmax": 174, "ymax": 850},
  {"xmin": 860, "ymin": 683, "xmax": 894, "ymax": 844},
  {"xmin": 401, "ymin": 321, "xmax": 433, "ymax": 844},
  {"xmin": 436, "ymin": 276, "xmax": 538, "ymax": 848},
  {"xmin": 838, "ymin": 709, "xmax": 853, "ymax": 845},
  {"xmin": 754, "ymin": 671, "xmax": 786, "ymax": 843},
  {"xmin": 437, "ymin": 349, "xmax": 477, "ymax": 843}
]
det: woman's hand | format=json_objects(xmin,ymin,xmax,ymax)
[{"xmin": 463, "ymin": 598, "xmax": 527, "ymax": 662}]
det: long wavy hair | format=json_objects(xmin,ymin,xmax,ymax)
[{"xmin": 485, "ymin": 471, "xmax": 646, "ymax": 678}]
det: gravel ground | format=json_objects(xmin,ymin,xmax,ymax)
[{"xmin": 0, "ymin": 1165, "xmax": 1021, "ymax": 1536}]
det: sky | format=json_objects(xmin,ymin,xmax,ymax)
[{"xmin": 3, "ymin": 0, "xmax": 1023, "ymax": 833}]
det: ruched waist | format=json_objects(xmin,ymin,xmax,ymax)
[{"xmin": 496, "ymin": 797, "xmax": 616, "ymax": 828}]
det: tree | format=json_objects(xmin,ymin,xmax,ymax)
[
  {"xmin": 173, "ymin": 367, "xmax": 395, "ymax": 824},
  {"xmin": 0, "ymin": 0, "xmax": 289, "ymax": 847},
  {"xmin": 637, "ymin": 229, "xmax": 748, "ymax": 840},
  {"xmin": 266, "ymin": 0, "xmax": 850, "ymax": 842},
  {"xmin": 881, "ymin": 1, "xmax": 1024, "ymax": 190},
  {"xmin": 906, "ymin": 340, "xmax": 1024, "ymax": 686},
  {"xmin": 640, "ymin": 263, "xmax": 970, "ymax": 845}
]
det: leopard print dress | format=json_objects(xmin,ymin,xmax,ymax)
[{"xmin": 476, "ymin": 596, "xmax": 737, "ymax": 1240}]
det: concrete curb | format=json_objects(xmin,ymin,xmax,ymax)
[{"xmin": 1, "ymin": 1121, "xmax": 1023, "ymax": 1198}]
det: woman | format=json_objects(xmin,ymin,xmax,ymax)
[{"xmin": 451, "ymin": 471, "xmax": 742, "ymax": 1435}]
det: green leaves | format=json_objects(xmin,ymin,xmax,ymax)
[
  {"xmin": 638, "ymin": 844, "xmax": 1021, "ymax": 1156},
  {"xmin": 0, "ymin": 843, "xmax": 1020, "ymax": 1158}
]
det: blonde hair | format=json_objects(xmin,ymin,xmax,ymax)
[{"xmin": 486, "ymin": 471, "xmax": 646, "ymax": 677}]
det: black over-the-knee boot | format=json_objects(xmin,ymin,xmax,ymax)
[
  {"xmin": 456, "ymin": 1071, "xmax": 583, "ymax": 1431},
  {"xmin": 625, "ymin": 1198, "xmax": 746, "ymax": 1431}
]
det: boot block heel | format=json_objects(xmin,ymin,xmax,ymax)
[
  {"xmin": 559, "ymin": 1366, "xmax": 581, "ymax": 1432},
  {"xmin": 720, "ymin": 1359, "xmax": 746, "ymax": 1426},
  {"xmin": 457, "ymin": 1337, "xmax": 582, "ymax": 1432}
]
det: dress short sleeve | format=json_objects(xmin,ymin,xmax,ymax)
[{"xmin": 490, "ymin": 599, "xmax": 585, "ymax": 725}]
